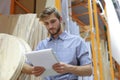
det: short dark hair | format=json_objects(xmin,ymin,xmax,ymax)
[{"xmin": 39, "ymin": 7, "xmax": 61, "ymax": 21}]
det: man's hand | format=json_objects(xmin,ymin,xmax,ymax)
[
  {"xmin": 52, "ymin": 62, "xmax": 71, "ymax": 74},
  {"xmin": 32, "ymin": 66, "xmax": 45, "ymax": 77},
  {"xmin": 22, "ymin": 63, "xmax": 45, "ymax": 77},
  {"xmin": 52, "ymin": 62, "xmax": 92, "ymax": 76}
]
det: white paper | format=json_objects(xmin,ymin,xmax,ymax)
[{"xmin": 25, "ymin": 48, "xmax": 59, "ymax": 77}]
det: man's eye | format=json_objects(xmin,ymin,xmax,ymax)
[
  {"xmin": 51, "ymin": 20, "xmax": 56, "ymax": 24},
  {"xmin": 44, "ymin": 22, "xmax": 49, "ymax": 25}
]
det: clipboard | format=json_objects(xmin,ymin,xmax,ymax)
[{"xmin": 25, "ymin": 48, "xmax": 59, "ymax": 77}]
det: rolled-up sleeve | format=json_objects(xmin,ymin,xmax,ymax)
[{"xmin": 76, "ymin": 39, "xmax": 92, "ymax": 65}]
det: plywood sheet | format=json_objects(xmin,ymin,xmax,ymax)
[{"xmin": 0, "ymin": 33, "xmax": 25, "ymax": 80}]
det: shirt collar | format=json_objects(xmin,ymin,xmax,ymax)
[{"xmin": 48, "ymin": 31, "xmax": 67, "ymax": 41}]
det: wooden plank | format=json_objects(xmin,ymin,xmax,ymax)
[
  {"xmin": 15, "ymin": 0, "xmax": 31, "ymax": 13},
  {"xmin": 72, "ymin": 15, "xmax": 86, "ymax": 26},
  {"xmin": 93, "ymin": 0, "xmax": 104, "ymax": 79},
  {"xmin": 0, "ymin": 15, "xmax": 19, "ymax": 34},
  {"xmin": 10, "ymin": 0, "xmax": 15, "ymax": 14},
  {"xmin": 36, "ymin": 0, "xmax": 46, "ymax": 17},
  {"xmin": 12, "ymin": 14, "xmax": 37, "ymax": 42},
  {"xmin": 74, "ymin": 12, "xmax": 89, "ymax": 17},
  {"xmin": 55, "ymin": 0, "xmax": 61, "ymax": 12},
  {"xmin": 14, "ymin": 0, "xmax": 34, "ymax": 14}
]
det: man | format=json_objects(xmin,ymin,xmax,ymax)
[{"xmin": 35, "ymin": 7, "xmax": 92, "ymax": 80}]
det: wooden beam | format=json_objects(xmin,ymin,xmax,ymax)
[
  {"xmin": 72, "ymin": 2, "xmax": 87, "ymax": 8},
  {"xmin": 93, "ymin": 0, "xmax": 104, "ymax": 79},
  {"xmin": 74, "ymin": 12, "xmax": 89, "ymax": 17},
  {"xmin": 55, "ymin": 0, "xmax": 61, "ymax": 12},
  {"xmin": 15, "ymin": 0, "xmax": 31, "ymax": 13},
  {"xmin": 72, "ymin": 15, "xmax": 86, "ymax": 27},
  {"xmin": 99, "ymin": 14, "xmax": 107, "ymax": 29},
  {"xmin": 10, "ymin": 0, "xmax": 15, "ymax": 14}
]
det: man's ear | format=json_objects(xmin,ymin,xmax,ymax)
[{"xmin": 59, "ymin": 17, "xmax": 62, "ymax": 23}]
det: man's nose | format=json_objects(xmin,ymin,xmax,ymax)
[{"xmin": 48, "ymin": 23, "xmax": 53, "ymax": 28}]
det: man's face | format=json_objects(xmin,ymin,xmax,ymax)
[{"xmin": 43, "ymin": 13, "xmax": 61, "ymax": 36}]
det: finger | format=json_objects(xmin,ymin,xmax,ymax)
[
  {"xmin": 55, "ymin": 69, "xmax": 65, "ymax": 74},
  {"xmin": 53, "ymin": 63, "xmax": 60, "ymax": 68},
  {"xmin": 33, "ymin": 69, "xmax": 45, "ymax": 77},
  {"xmin": 34, "ymin": 71, "xmax": 44, "ymax": 77},
  {"xmin": 32, "ymin": 67, "xmax": 45, "ymax": 74}
]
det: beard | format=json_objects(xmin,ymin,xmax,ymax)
[{"xmin": 49, "ymin": 24, "xmax": 61, "ymax": 36}]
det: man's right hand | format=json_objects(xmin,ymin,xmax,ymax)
[
  {"xmin": 32, "ymin": 66, "xmax": 45, "ymax": 77},
  {"xmin": 22, "ymin": 63, "xmax": 45, "ymax": 77}
]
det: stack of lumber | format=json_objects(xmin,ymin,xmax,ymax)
[
  {"xmin": 0, "ymin": 14, "xmax": 48, "ymax": 50},
  {"xmin": 0, "ymin": 33, "xmax": 31, "ymax": 80}
]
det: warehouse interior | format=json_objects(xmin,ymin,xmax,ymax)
[{"xmin": 0, "ymin": 0, "xmax": 120, "ymax": 80}]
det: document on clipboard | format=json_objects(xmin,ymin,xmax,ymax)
[{"xmin": 25, "ymin": 48, "xmax": 59, "ymax": 77}]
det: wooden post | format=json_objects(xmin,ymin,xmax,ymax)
[
  {"xmin": 55, "ymin": 0, "xmax": 61, "ymax": 12},
  {"xmin": 93, "ymin": 0, "xmax": 104, "ymax": 80},
  {"xmin": 88, "ymin": 0, "xmax": 98, "ymax": 79},
  {"xmin": 10, "ymin": 0, "xmax": 15, "ymax": 14}
]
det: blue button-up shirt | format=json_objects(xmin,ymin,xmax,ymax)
[{"xmin": 36, "ymin": 31, "xmax": 91, "ymax": 80}]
